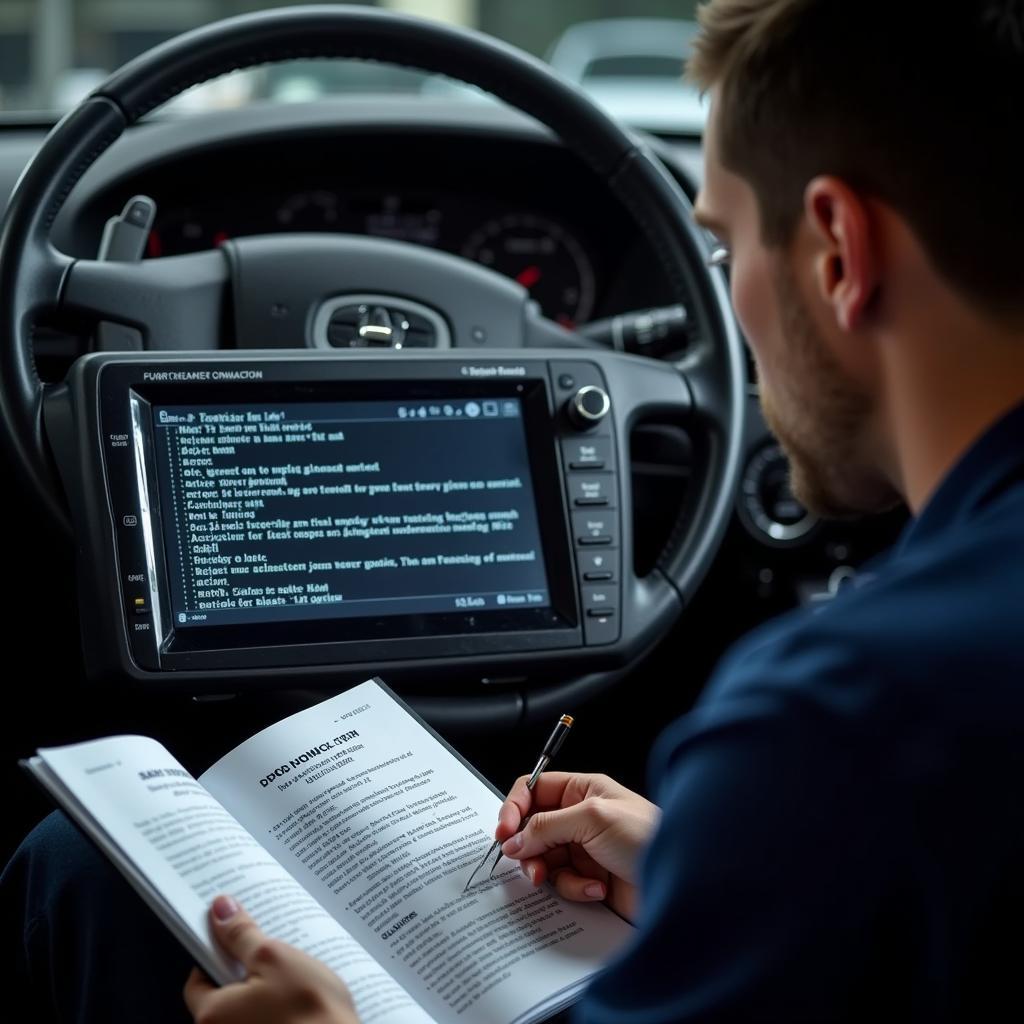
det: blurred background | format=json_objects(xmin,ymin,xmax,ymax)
[{"xmin": 1, "ymin": 0, "xmax": 706, "ymax": 133}]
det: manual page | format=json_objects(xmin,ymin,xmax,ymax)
[
  {"xmin": 201, "ymin": 679, "xmax": 635, "ymax": 1024},
  {"xmin": 30, "ymin": 735, "xmax": 434, "ymax": 1024}
]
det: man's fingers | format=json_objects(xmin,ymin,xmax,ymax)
[
  {"xmin": 495, "ymin": 788, "xmax": 526, "ymax": 840},
  {"xmin": 501, "ymin": 799, "xmax": 605, "ymax": 860},
  {"xmin": 182, "ymin": 967, "xmax": 216, "ymax": 1017},
  {"xmin": 518, "ymin": 844, "xmax": 569, "ymax": 885},
  {"xmin": 207, "ymin": 896, "xmax": 273, "ymax": 974},
  {"xmin": 567, "ymin": 843, "xmax": 607, "ymax": 882},
  {"xmin": 495, "ymin": 772, "xmax": 591, "ymax": 840},
  {"xmin": 186, "ymin": 898, "xmax": 361, "ymax": 1024},
  {"xmin": 182, "ymin": 972, "xmax": 270, "ymax": 1023},
  {"xmin": 548, "ymin": 867, "xmax": 608, "ymax": 903},
  {"xmin": 517, "ymin": 856, "xmax": 606, "ymax": 902},
  {"xmin": 519, "ymin": 855, "xmax": 547, "ymax": 885}
]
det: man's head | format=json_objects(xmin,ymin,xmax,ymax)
[{"xmin": 689, "ymin": 1, "xmax": 1024, "ymax": 515}]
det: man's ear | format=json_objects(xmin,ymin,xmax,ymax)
[{"xmin": 803, "ymin": 176, "xmax": 879, "ymax": 332}]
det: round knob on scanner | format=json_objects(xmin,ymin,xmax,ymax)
[{"xmin": 568, "ymin": 385, "xmax": 610, "ymax": 428}]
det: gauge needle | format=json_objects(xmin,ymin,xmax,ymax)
[{"xmin": 516, "ymin": 265, "xmax": 542, "ymax": 288}]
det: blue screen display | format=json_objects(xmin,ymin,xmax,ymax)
[{"xmin": 152, "ymin": 397, "xmax": 552, "ymax": 630}]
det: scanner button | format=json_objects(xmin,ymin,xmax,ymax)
[
  {"xmin": 573, "ymin": 509, "xmax": 619, "ymax": 549},
  {"xmin": 568, "ymin": 473, "xmax": 615, "ymax": 508},
  {"xmin": 584, "ymin": 610, "xmax": 619, "ymax": 645},
  {"xmin": 578, "ymin": 549, "xmax": 617, "ymax": 580},
  {"xmin": 562, "ymin": 437, "xmax": 612, "ymax": 471},
  {"xmin": 582, "ymin": 586, "xmax": 617, "ymax": 613}
]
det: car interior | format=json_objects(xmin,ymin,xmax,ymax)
[{"xmin": 0, "ymin": 2, "xmax": 908, "ymax": 879}]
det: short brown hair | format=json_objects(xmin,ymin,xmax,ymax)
[{"xmin": 689, "ymin": 0, "xmax": 1024, "ymax": 319}]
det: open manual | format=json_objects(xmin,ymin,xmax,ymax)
[{"xmin": 22, "ymin": 678, "xmax": 634, "ymax": 1024}]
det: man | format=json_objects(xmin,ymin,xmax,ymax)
[
  {"xmin": 7, "ymin": 1, "xmax": 1024, "ymax": 1021},
  {"xmin": 185, "ymin": 1, "xmax": 1024, "ymax": 1019}
]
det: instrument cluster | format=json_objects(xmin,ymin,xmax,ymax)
[{"xmin": 147, "ymin": 186, "xmax": 597, "ymax": 327}]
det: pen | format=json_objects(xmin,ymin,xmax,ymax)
[{"xmin": 463, "ymin": 714, "xmax": 574, "ymax": 891}]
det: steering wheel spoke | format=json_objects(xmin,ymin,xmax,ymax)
[
  {"xmin": 676, "ymin": 342, "xmax": 738, "ymax": 437},
  {"xmin": 36, "ymin": 245, "xmax": 75, "ymax": 308},
  {"xmin": 59, "ymin": 251, "xmax": 228, "ymax": 351}
]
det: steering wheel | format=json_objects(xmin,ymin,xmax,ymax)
[{"xmin": 0, "ymin": 5, "xmax": 746, "ymax": 721}]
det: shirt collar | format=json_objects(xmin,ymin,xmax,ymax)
[{"xmin": 897, "ymin": 398, "xmax": 1024, "ymax": 553}]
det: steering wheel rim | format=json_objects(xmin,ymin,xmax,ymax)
[{"xmin": 0, "ymin": 4, "xmax": 746, "ymax": 709}]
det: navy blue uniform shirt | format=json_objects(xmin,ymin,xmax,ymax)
[{"xmin": 577, "ymin": 400, "xmax": 1024, "ymax": 1023}]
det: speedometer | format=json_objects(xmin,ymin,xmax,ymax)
[
  {"xmin": 275, "ymin": 190, "xmax": 340, "ymax": 230},
  {"xmin": 461, "ymin": 214, "xmax": 596, "ymax": 327}
]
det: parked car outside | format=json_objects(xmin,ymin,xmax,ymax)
[{"xmin": 546, "ymin": 18, "xmax": 708, "ymax": 134}]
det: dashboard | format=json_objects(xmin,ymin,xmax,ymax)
[
  {"xmin": 0, "ymin": 98, "xmax": 907, "ymax": 701},
  {"xmin": 148, "ymin": 183, "xmax": 597, "ymax": 327},
  {"xmin": 62, "ymin": 120, "xmax": 678, "ymax": 332}
]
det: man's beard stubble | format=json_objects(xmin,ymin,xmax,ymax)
[{"xmin": 757, "ymin": 264, "xmax": 901, "ymax": 518}]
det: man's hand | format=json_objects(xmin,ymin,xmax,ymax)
[
  {"xmin": 495, "ymin": 772, "xmax": 660, "ymax": 922},
  {"xmin": 183, "ymin": 896, "xmax": 360, "ymax": 1024}
]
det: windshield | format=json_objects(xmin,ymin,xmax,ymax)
[{"xmin": 4, "ymin": 0, "xmax": 706, "ymax": 134}]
